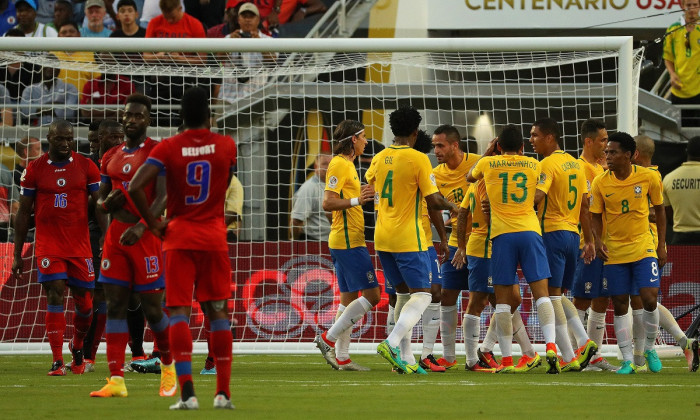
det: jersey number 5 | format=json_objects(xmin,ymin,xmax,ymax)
[{"xmin": 185, "ymin": 161, "xmax": 211, "ymax": 205}]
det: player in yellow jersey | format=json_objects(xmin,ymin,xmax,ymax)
[
  {"xmin": 424, "ymin": 124, "xmax": 481, "ymax": 370},
  {"xmin": 529, "ymin": 118, "xmax": 598, "ymax": 372},
  {"xmin": 631, "ymin": 135, "xmax": 698, "ymax": 372},
  {"xmin": 569, "ymin": 119, "xmax": 617, "ymax": 371},
  {"xmin": 314, "ymin": 120, "xmax": 380, "ymax": 371},
  {"xmin": 467, "ymin": 125, "xmax": 559, "ymax": 374},
  {"xmin": 368, "ymin": 107, "xmax": 452, "ymax": 374},
  {"xmin": 590, "ymin": 132, "xmax": 667, "ymax": 374}
]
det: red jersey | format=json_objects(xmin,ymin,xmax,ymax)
[
  {"xmin": 80, "ymin": 75, "xmax": 135, "ymax": 106},
  {"xmin": 20, "ymin": 152, "xmax": 100, "ymax": 257},
  {"xmin": 145, "ymin": 13, "xmax": 206, "ymax": 38},
  {"xmin": 146, "ymin": 129, "xmax": 237, "ymax": 251},
  {"xmin": 101, "ymin": 138, "xmax": 160, "ymax": 218}
]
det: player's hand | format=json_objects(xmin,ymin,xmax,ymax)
[
  {"xmin": 581, "ymin": 242, "xmax": 596, "ymax": 264},
  {"xmin": 481, "ymin": 197, "xmax": 491, "ymax": 216},
  {"xmin": 451, "ymin": 247, "xmax": 466, "ymax": 270},
  {"xmin": 360, "ymin": 184, "xmax": 375, "ymax": 204},
  {"xmin": 484, "ymin": 137, "xmax": 499, "ymax": 156},
  {"xmin": 119, "ymin": 223, "xmax": 146, "ymax": 246},
  {"xmin": 656, "ymin": 246, "xmax": 667, "ymax": 268},
  {"xmin": 103, "ymin": 189, "xmax": 126, "ymax": 212},
  {"xmin": 149, "ymin": 218, "xmax": 169, "ymax": 239},
  {"xmin": 267, "ymin": 10, "xmax": 280, "ymax": 27},
  {"xmin": 11, "ymin": 256, "xmax": 23, "ymax": 280},
  {"xmin": 437, "ymin": 241, "xmax": 449, "ymax": 265},
  {"xmin": 670, "ymin": 73, "xmax": 683, "ymax": 90},
  {"xmin": 595, "ymin": 240, "xmax": 608, "ymax": 262}
]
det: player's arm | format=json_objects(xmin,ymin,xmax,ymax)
[
  {"xmin": 591, "ymin": 212, "xmax": 607, "ymax": 262},
  {"xmin": 451, "ymin": 205, "xmax": 470, "ymax": 270},
  {"xmin": 322, "ymin": 186, "xmax": 374, "ymax": 212},
  {"xmin": 127, "ymin": 162, "xmax": 164, "ymax": 238},
  {"xmin": 425, "ymin": 192, "xmax": 450, "ymax": 263},
  {"xmin": 653, "ymin": 203, "xmax": 667, "ymax": 267},
  {"xmin": 96, "ymin": 175, "xmax": 122, "ymax": 214},
  {"xmin": 290, "ymin": 219, "xmax": 305, "ymax": 240},
  {"xmin": 120, "ymin": 175, "xmax": 167, "ymax": 246},
  {"xmin": 11, "ymin": 194, "xmax": 34, "ymax": 279},
  {"xmin": 579, "ymin": 193, "xmax": 595, "ymax": 263},
  {"xmin": 664, "ymin": 205, "xmax": 673, "ymax": 227}
]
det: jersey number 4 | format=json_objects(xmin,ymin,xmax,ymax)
[{"xmin": 185, "ymin": 161, "xmax": 211, "ymax": 205}]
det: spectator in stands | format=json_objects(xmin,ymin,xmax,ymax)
[
  {"xmin": 110, "ymin": 0, "xmax": 146, "ymax": 37},
  {"xmin": 664, "ymin": 0, "xmax": 700, "ymax": 126},
  {"xmin": 290, "ymin": 152, "xmax": 331, "ymax": 241},
  {"xmin": 80, "ymin": 72, "xmax": 135, "ymax": 120},
  {"xmin": 184, "ymin": 0, "xmax": 225, "ymax": 30},
  {"xmin": 206, "ymin": 0, "xmax": 239, "ymax": 38},
  {"xmin": 13, "ymin": 0, "xmax": 58, "ymax": 36},
  {"xmin": 258, "ymin": 0, "xmax": 326, "ymax": 31},
  {"xmin": 0, "ymin": 29, "xmax": 42, "ymax": 105},
  {"xmin": 225, "ymin": 173, "xmax": 243, "ymax": 241},
  {"xmin": 215, "ymin": 2, "xmax": 275, "ymax": 103},
  {"xmin": 139, "ymin": 0, "xmax": 181, "ymax": 28},
  {"xmin": 81, "ymin": 0, "xmax": 112, "ymax": 37},
  {"xmin": 0, "ymin": 84, "xmax": 12, "ymax": 126},
  {"xmin": 0, "ymin": 160, "xmax": 17, "ymax": 241},
  {"xmin": 0, "ymin": 0, "xmax": 17, "ymax": 37},
  {"xmin": 54, "ymin": 22, "xmax": 100, "ymax": 95},
  {"xmin": 662, "ymin": 136, "xmax": 700, "ymax": 244},
  {"xmin": 20, "ymin": 55, "xmax": 79, "ymax": 125},
  {"xmin": 11, "ymin": 136, "xmax": 41, "ymax": 237},
  {"xmin": 47, "ymin": 0, "xmax": 74, "ymax": 31}
]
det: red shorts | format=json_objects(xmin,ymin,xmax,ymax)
[
  {"xmin": 98, "ymin": 219, "xmax": 165, "ymax": 292},
  {"xmin": 37, "ymin": 255, "xmax": 95, "ymax": 289},
  {"xmin": 164, "ymin": 249, "xmax": 231, "ymax": 307}
]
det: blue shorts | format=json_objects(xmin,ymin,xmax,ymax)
[
  {"xmin": 377, "ymin": 250, "xmax": 431, "ymax": 290},
  {"xmin": 571, "ymin": 256, "xmax": 608, "ymax": 299},
  {"xmin": 603, "ymin": 257, "xmax": 660, "ymax": 297},
  {"xmin": 543, "ymin": 230, "xmax": 580, "ymax": 291},
  {"xmin": 440, "ymin": 245, "xmax": 469, "ymax": 291},
  {"xmin": 491, "ymin": 231, "xmax": 551, "ymax": 286},
  {"xmin": 467, "ymin": 256, "xmax": 494, "ymax": 294},
  {"xmin": 384, "ymin": 278, "xmax": 396, "ymax": 296},
  {"xmin": 330, "ymin": 247, "xmax": 378, "ymax": 293},
  {"xmin": 427, "ymin": 246, "xmax": 443, "ymax": 287}
]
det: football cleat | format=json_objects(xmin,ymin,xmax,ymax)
[
  {"xmin": 545, "ymin": 347, "xmax": 561, "ymax": 374},
  {"xmin": 477, "ymin": 348, "xmax": 499, "ymax": 369},
  {"xmin": 514, "ymin": 353, "xmax": 541, "ymax": 373},
  {"xmin": 644, "ymin": 349, "xmax": 662, "ymax": 373},
  {"xmin": 465, "ymin": 360, "xmax": 496, "ymax": 373},
  {"xmin": 159, "ymin": 363, "xmax": 177, "ymax": 397},
  {"xmin": 435, "ymin": 357, "xmax": 458, "ymax": 369},
  {"xmin": 213, "ymin": 394, "xmax": 235, "ymax": 410},
  {"xmin": 337, "ymin": 359, "xmax": 370, "ymax": 371},
  {"xmin": 419, "ymin": 355, "xmax": 446, "ymax": 372},
  {"xmin": 575, "ymin": 339, "xmax": 598, "ymax": 370},
  {"xmin": 404, "ymin": 362, "xmax": 428, "ymax": 374},
  {"xmin": 90, "ymin": 376, "xmax": 128, "ymax": 397},
  {"xmin": 169, "ymin": 396, "xmax": 199, "ymax": 410},
  {"xmin": 84, "ymin": 359, "xmax": 95, "ymax": 373},
  {"xmin": 636, "ymin": 363, "xmax": 648, "ymax": 373},
  {"xmin": 616, "ymin": 360, "xmax": 638, "ymax": 375},
  {"xmin": 683, "ymin": 338, "xmax": 699, "ymax": 373},
  {"xmin": 495, "ymin": 364, "xmax": 515, "ymax": 374},
  {"xmin": 586, "ymin": 357, "xmax": 618, "ymax": 372},
  {"xmin": 200, "ymin": 366, "xmax": 217, "ymax": 375},
  {"xmin": 313, "ymin": 333, "xmax": 339, "ymax": 370},
  {"xmin": 377, "ymin": 340, "xmax": 407, "ymax": 373},
  {"xmin": 69, "ymin": 340, "xmax": 85, "ymax": 375},
  {"xmin": 560, "ymin": 357, "xmax": 582, "ymax": 372},
  {"xmin": 48, "ymin": 360, "xmax": 66, "ymax": 376},
  {"xmin": 124, "ymin": 356, "xmax": 146, "ymax": 373},
  {"xmin": 132, "ymin": 356, "xmax": 161, "ymax": 374}
]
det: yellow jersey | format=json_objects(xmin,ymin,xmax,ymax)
[
  {"xmin": 325, "ymin": 155, "xmax": 366, "ymax": 249},
  {"xmin": 663, "ymin": 22, "xmax": 700, "ymax": 98},
  {"xmin": 647, "ymin": 166, "xmax": 663, "ymax": 249},
  {"xmin": 578, "ymin": 156, "xmax": 605, "ymax": 249},
  {"xmin": 472, "ymin": 155, "xmax": 541, "ymax": 238},
  {"xmin": 536, "ymin": 151, "xmax": 588, "ymax": 234},
  {"xmin": 365, "ymin": 145, "xmax": 439, "ymax": 252},
  {"xmin": 433, "ymin": 152, "xmax": 481, "ymax": 247},
  {"xmin": 590, "ymin": 165, "xmax": 664, "ymax": 265},
  {"xmin": 52, "ymin": 51, "xmax": 100, "ymax": 94},
  {"xmin": 461, "ymin": 179, "xmax": 491, "ymax": 258}
]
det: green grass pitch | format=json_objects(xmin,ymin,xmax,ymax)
[{"xmin": 1, "ymin": 354, "xmax": 699, "ymax": 419}]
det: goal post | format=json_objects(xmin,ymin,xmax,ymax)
[{"xmin": 0, "ymin": 36, "xmax": 670, "ymax": 358}]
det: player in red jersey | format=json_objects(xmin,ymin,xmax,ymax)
[
  {"xmin": 129, "ymin": 87, "xmax": 237, "ymax": 410},
  {"xmin": 11, "ymin": 119, "xmax": 103, "ymax": 376},
  {"xmin": 90, "ymin": 94, "xmax": 175, "ymax": 398}
]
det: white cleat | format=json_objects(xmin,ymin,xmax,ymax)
[
  {"xmin": 213, "ymin": 394, "xmax": 235, "ymax": 409},
  {"xmin": 338, "ymin": 360, "xmax": 370, "ymax": 371},
  {"xmin": 169, "ymin": 396, "xmax": 199, "ymax": 410}
]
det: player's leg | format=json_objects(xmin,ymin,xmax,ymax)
[
  {"xmin": 635, "ymin": 257, "xmax": 662, "ymax": 373},
  {"xmin": 85, "ymin": 285, "xmax": 107, "ymax": 371},
  {"xmin": 463, "ymin": 255, "xmax": 494, "ymax": 372},
  {"xmin": 39, "ymin": 271, "xmax": 68, "ymax": 376},
  {"xmin": 607, "ymin": 263, "xmax": 636, "ymax": 374},
  {"xmin": 385, "ymin": 279, "xmax": 396, "ymax": 336},
  {"xmin": 375, "ymin": 251, "xmax": 409, "ymax": 372},
  {"xmin": 141, "ymin": 291, "xmax": 176, "ymax": 395},
  {"xmin": 420, "ymin": 246, "xmax": 443, "ymax": 372},
  {"xmin": 68, "ymin": 286, "xmax": 93, "ymax": 375},
  {"xmin": 657, "ymin": 303, "xmax": 698, "ymax": 371},
  {"xmin": 200, "ymin": 310, "xmax": 216, "ymax": 374},
  {"xmin": 629, "ymin": 294, "xmax": 647, "ymax": 368},
  {"xmin": 125, "ymin": 294, "xmax": 147, "ymax": 369},
  {"xmin": 438, "ymin": 288, "xmax": 460, "ymax": 368}
]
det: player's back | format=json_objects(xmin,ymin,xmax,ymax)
[
  {"xmin": 473, "ymin": 154, "xmax": 541, "ymax": 238},
  {"xmin": 21, "ymin": 152, "xmax": 100, "ymax": 257},
  {"xmin": 537, "ymin": 151, "xmax": 587, "ymax": 233},
  {"xmin": 464, "ymin": 180, "xmax": 491, "ymax": 258},
  {"xmin": 148, "ymin": 129, "xmax": 237, "ymax": 251},
  {"xmin": 366, "ymin": 145, "xmax": 438, "ymax": 253}
]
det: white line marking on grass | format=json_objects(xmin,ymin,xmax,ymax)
[{"xmin": 248, "ymin": 379, "xmax": 700, "ymax": 388}]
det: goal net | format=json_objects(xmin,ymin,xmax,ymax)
[{"xmin": 1, "ymin": 37, "xmax": 685, "ymax": 357}]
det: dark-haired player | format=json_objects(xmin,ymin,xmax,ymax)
[
  {"xmin": 12, "ymin": 119, "xmax": 103, "ymax": 376},
  {"xmin": 129, "ymin": 87, "xmax": 236, "ymax": 409}
]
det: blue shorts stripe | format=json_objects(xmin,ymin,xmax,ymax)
[
  {"xmin": 210, "ymin": 318, "xmax": 230, "ymax": 332},
  {"xmin": 38, "ymin": 271, "xmax": 67, "ymax": 283},
  {"xmin": 105, "ymin": 319, "xmax": 129, "ymax": 334},
  {"xmin": 47, "ymin": 305, "xmax": 64, "ymax": 313}
]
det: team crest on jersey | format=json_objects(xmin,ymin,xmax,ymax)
[
  {"xmin": 586, "ymin": 180, "xmax": 591, "ymax": 191},
  {"xmin": 585, "ymin": 282, "xmax": 592, "ymax": 293},
  {"xmin": 366, "ymin": 271, "xmax": 375, "ymax": 284},
  {"xmin": 327, "ymin": 175, "xmax": 338, "ymax": 189},
  {"xmin": 56, "ymin": 178, "xmax": 66, "ymax": 187},
  {"xmin": 7, "ymin": 16, "xmax": 16, "ymax": 25},
  {"xmin": 20, "ymin": 168, "xmax": 27, "ymax": 182},
  {"xmin": 539, "ymin": 173, "xmax": 547, "ymax": 184},
  {"xmin": 101, "ymin": 259, "xmax": 111, "ymax": 270},
  {"xmin": 122, "ymin": 163, "xmax": 132, "ymax": 174},
  {"xmin": 430, "ymin": 173, "xmax": 436, "ymax": 186},
  {"xmin": 40, "ymin": 258, "xmax": 50, "ymax": 269},
  {"xmin": 633, "ymin": 185, "xmax": 642, "ymax": 198}
]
